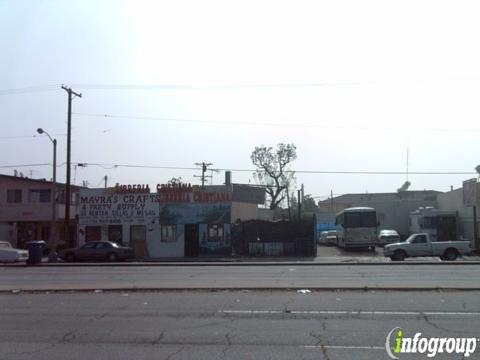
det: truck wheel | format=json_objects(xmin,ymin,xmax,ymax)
[
  {"xmin": 392, "ymin": 250, "xmax": 406, "ymax": 261},
  {"xmin": 443, "ymin": 249, "xmax": 458, "ymax": 261}
]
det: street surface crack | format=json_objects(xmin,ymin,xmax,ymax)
[
  {"xmin": 283, "ymin": 294, "xmax": 296, "ymax": 313},
  {"xmin": 309, "ymin": 331, "xmax": 330, "ymax": 360},
  {"xmin": 422, "ymin": 315, "xmax": 470, "ymax": 334},
  {"xmin": 165, "ymin": 346, "xmax": 186, "ymax": 360},
  {"xmin": 96, "ymin": 311, "xmax": 109, "ymax": 319},
  {"xmin": 1, "ymin": 343, "xmax": 57, "ymax": 358},
  {"xmin": 61, "ymin": 331, "xmax": 76, "ymax": 343},
  {"xmin": 220, "ymin": 332, "xmax": 233, "ymax": 358},
  {"xmin": 152, "ymin": 331, "xmax": 165, "ymax": 345}
]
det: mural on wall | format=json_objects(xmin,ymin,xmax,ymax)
[
  {"xmin": 199, "ymin": 223, "xmax": 232, "ymax": 255},
  {"xmin": 158, "ymin": 203, "xmax": 231, "ymax": 224},
  {"xmin": 79, "ymin": 187, "xmax": 235, "ymax": 256}
]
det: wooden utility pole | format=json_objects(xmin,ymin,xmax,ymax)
[
  {"xmin": 61, "ymin": 85, "xmax": 82, "ymax": 248},
  {"xmin": 286, "ymin": 186, "xmax": 291, "ymax": 220},
  {"xmin": 194, "ymin": 162, "xmax": 213, "ymax": 188},
  {"xmin": 297, "ymin": 189, "xmax": 301, "ymax": 220},
  {"xmin": 474, "ymin": 205, "xmax": 479, "ymax": 249},
  {"xmin": 330, "ymin": 189, "xmax": 334, "ymax": 212}
]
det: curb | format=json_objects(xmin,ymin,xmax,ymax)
[
  {"xmin": 2, "ymin": 287, "xmax": 480, "ymax": 294},
  {"xmin": 2, "ymin": 261, "xmax": 480, "ymax": 267}
]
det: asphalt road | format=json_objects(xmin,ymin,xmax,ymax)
[
  {"xmin": 1, "ymin": 264, "xmax": 480, "ymax": 291},
  {"xmin": 1, "ymin": 290, "xmax": 479, "ymax": 360}
]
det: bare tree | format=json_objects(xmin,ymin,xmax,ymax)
[
  {"xmin": 167, "ymin": 177, "xmax": 183, "ymax": 186},
  {"xmin": 250, "ymin": 143, "xmax": 297, "ymax": 210}
]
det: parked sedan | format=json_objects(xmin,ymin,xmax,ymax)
[
  {"xmin": 318, "ymin": 231, "xmax": 337, "ymax": 246},
  {"xmin": 59, "ymin": 241, "xmax": 135, "ymax": 262},
  {"xmin": 377, "ymin": 229, "xmax": 401, "ymax": 246},
  {"xmin": 0, "ymin": 241, "xmax": 29, "ymax": 263}
]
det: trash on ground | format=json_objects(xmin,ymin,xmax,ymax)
[{"xmin": 297, "ymin": 289, "xmax": 311, "ymax": 294}]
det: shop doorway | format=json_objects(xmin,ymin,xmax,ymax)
[
  {"xmin": 184, "ymin": 224, "xmax": 199, "ymax": 257},
  {"xmin": 130, "ymin": 225, "xmax": 148, "ymax": 259}
]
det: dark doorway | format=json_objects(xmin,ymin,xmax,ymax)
[
  {"xmin": 437, "ymin": 216, "xmax": 457, "ymax": 241},
  {"xmin": 184, "ymin": 224, "xmax": 199, "ymax": 257}
]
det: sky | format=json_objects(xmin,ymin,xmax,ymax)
[{"xmin": 1, "ymin": 0, "xmax": 479, "ymax": 203}]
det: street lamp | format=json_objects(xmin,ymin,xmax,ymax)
[
  {"xmin": 37, "ymin": 128, "xmax": 56, "ymax": 183},
  {"xmin": 37, "ymin": 128, "xmax": 57, "ymax": 249}
]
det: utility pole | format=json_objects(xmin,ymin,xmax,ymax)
[
  {"xmin": 297, "ymin": 189, "xmax": 302, "ymax": 220},
  {"xmin": 286, "ymin": 186, "xmax": 291, "ymax": 220},
  {"xmin": 474, "ymin": 205, "xmax": 479, "ymax": 249},
  {"xmin": 194, "ymin": 162, "xmax": 213, "ymax": 188},
  {"xmin": 61, "ymin": 85, "xmax": 82, "ymax": 248},
  {"xmin": 104, "ymin": 175, "xmax": 108, "ymax": 189},
  {"xmin": 330, "ymin": 189, "xmax": 334, "ymax": 213}
]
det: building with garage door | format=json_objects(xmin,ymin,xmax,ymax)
[{"xmin": 78, "ymin": 174, "xmax": 265, "ymax": 258}]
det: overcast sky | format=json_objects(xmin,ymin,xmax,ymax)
[{"xmin": 1, "ymin": 0, "xmax": 479, "ymax": 202}]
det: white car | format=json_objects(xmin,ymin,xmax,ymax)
[
  {"xmin": 0, "ymin": 241, "xmax": 29, "ymax": 263},
  {"xmin": 377, "ymin": 230, "xmax": 401, "ymax": 246},
  {"xmin": 318, "ymin": 230, "xmax": 337, "ymax": 246}
]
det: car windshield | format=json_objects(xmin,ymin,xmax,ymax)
[
  {"xmin": 0, "ymin": 242, "xmax": 12, "ymax": 249},
  {"xmin": 110, "ymin": 242, "xmax": 120, "ymax": 248}
]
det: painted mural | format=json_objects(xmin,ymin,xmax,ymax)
[
  {"xmin": 158, "ymin": 203, "xmax": 232, "ymax": 255},
  {"xmin": 158, "ymin": 203, "xmax": 231, "ymax": 224}
]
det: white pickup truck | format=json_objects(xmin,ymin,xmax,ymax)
[{"xmin": 384, "ymin": 233, "xmax": 472, "ymax": 261}]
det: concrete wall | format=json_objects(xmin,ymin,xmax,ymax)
[
  {"xmin": 231, "ymin": 202, "xmax": 259, "ymax": 222},
  {"xmin": 437, "ymin": 185, "xmax": 480, "ymax": 242},
  {"xmin": 147, "ymin": 224, "xmax": 185, "ymax": 258}
]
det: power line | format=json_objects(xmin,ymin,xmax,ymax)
[
  {"xmin": 0, "ymin": 133, "xmax": 67, "ymax": 140},
  {"xmin": 0, "ymin": 163, "xmax": 51, "ymax": 168},
  {"xmin": 73, "ymin": 112, "xmax": 480, "ymax": 133},
  {"xmin": 0, "ymin": 84, "xmax": 62, "ymax": 96},
  {"xmin": 1, "ymin": 161, "xmax": 476, "ymax": 175},
  {"xmin": 68, "ymin": 81, "xmax": 374, "ymax": 91}
]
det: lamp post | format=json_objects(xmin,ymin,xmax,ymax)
[{"xmin": 37, "ymin": 128, "xmax": 57, "ymax": 248}]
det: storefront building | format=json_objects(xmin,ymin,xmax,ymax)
[
  {"xmin": 0, "ymin": 174, "xmax": 81, "ymax": 249},
  {"xmin": 78, "ymin": 180, "xmax": 265, "ymax": 258}
]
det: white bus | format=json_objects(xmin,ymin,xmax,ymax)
[{"xmin": 335, "ymin": 207, "xmax": 378, "ymax": 250}]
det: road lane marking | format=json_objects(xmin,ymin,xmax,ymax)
[
  {"xmin": 304, "ymin": 345, "xmax": 384, "ymax": 350},
  {"xmin": 219, "ymin": 310, "xmax": 480, "ymax": 316}
]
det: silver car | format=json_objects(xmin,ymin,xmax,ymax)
[
  {"xmin": 377, "ymin": 230, "xmax": 400, "ymax": 246},
  {"xmin": 318, "ymin": 230, "xmax": 337, "ymax": 246}
]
